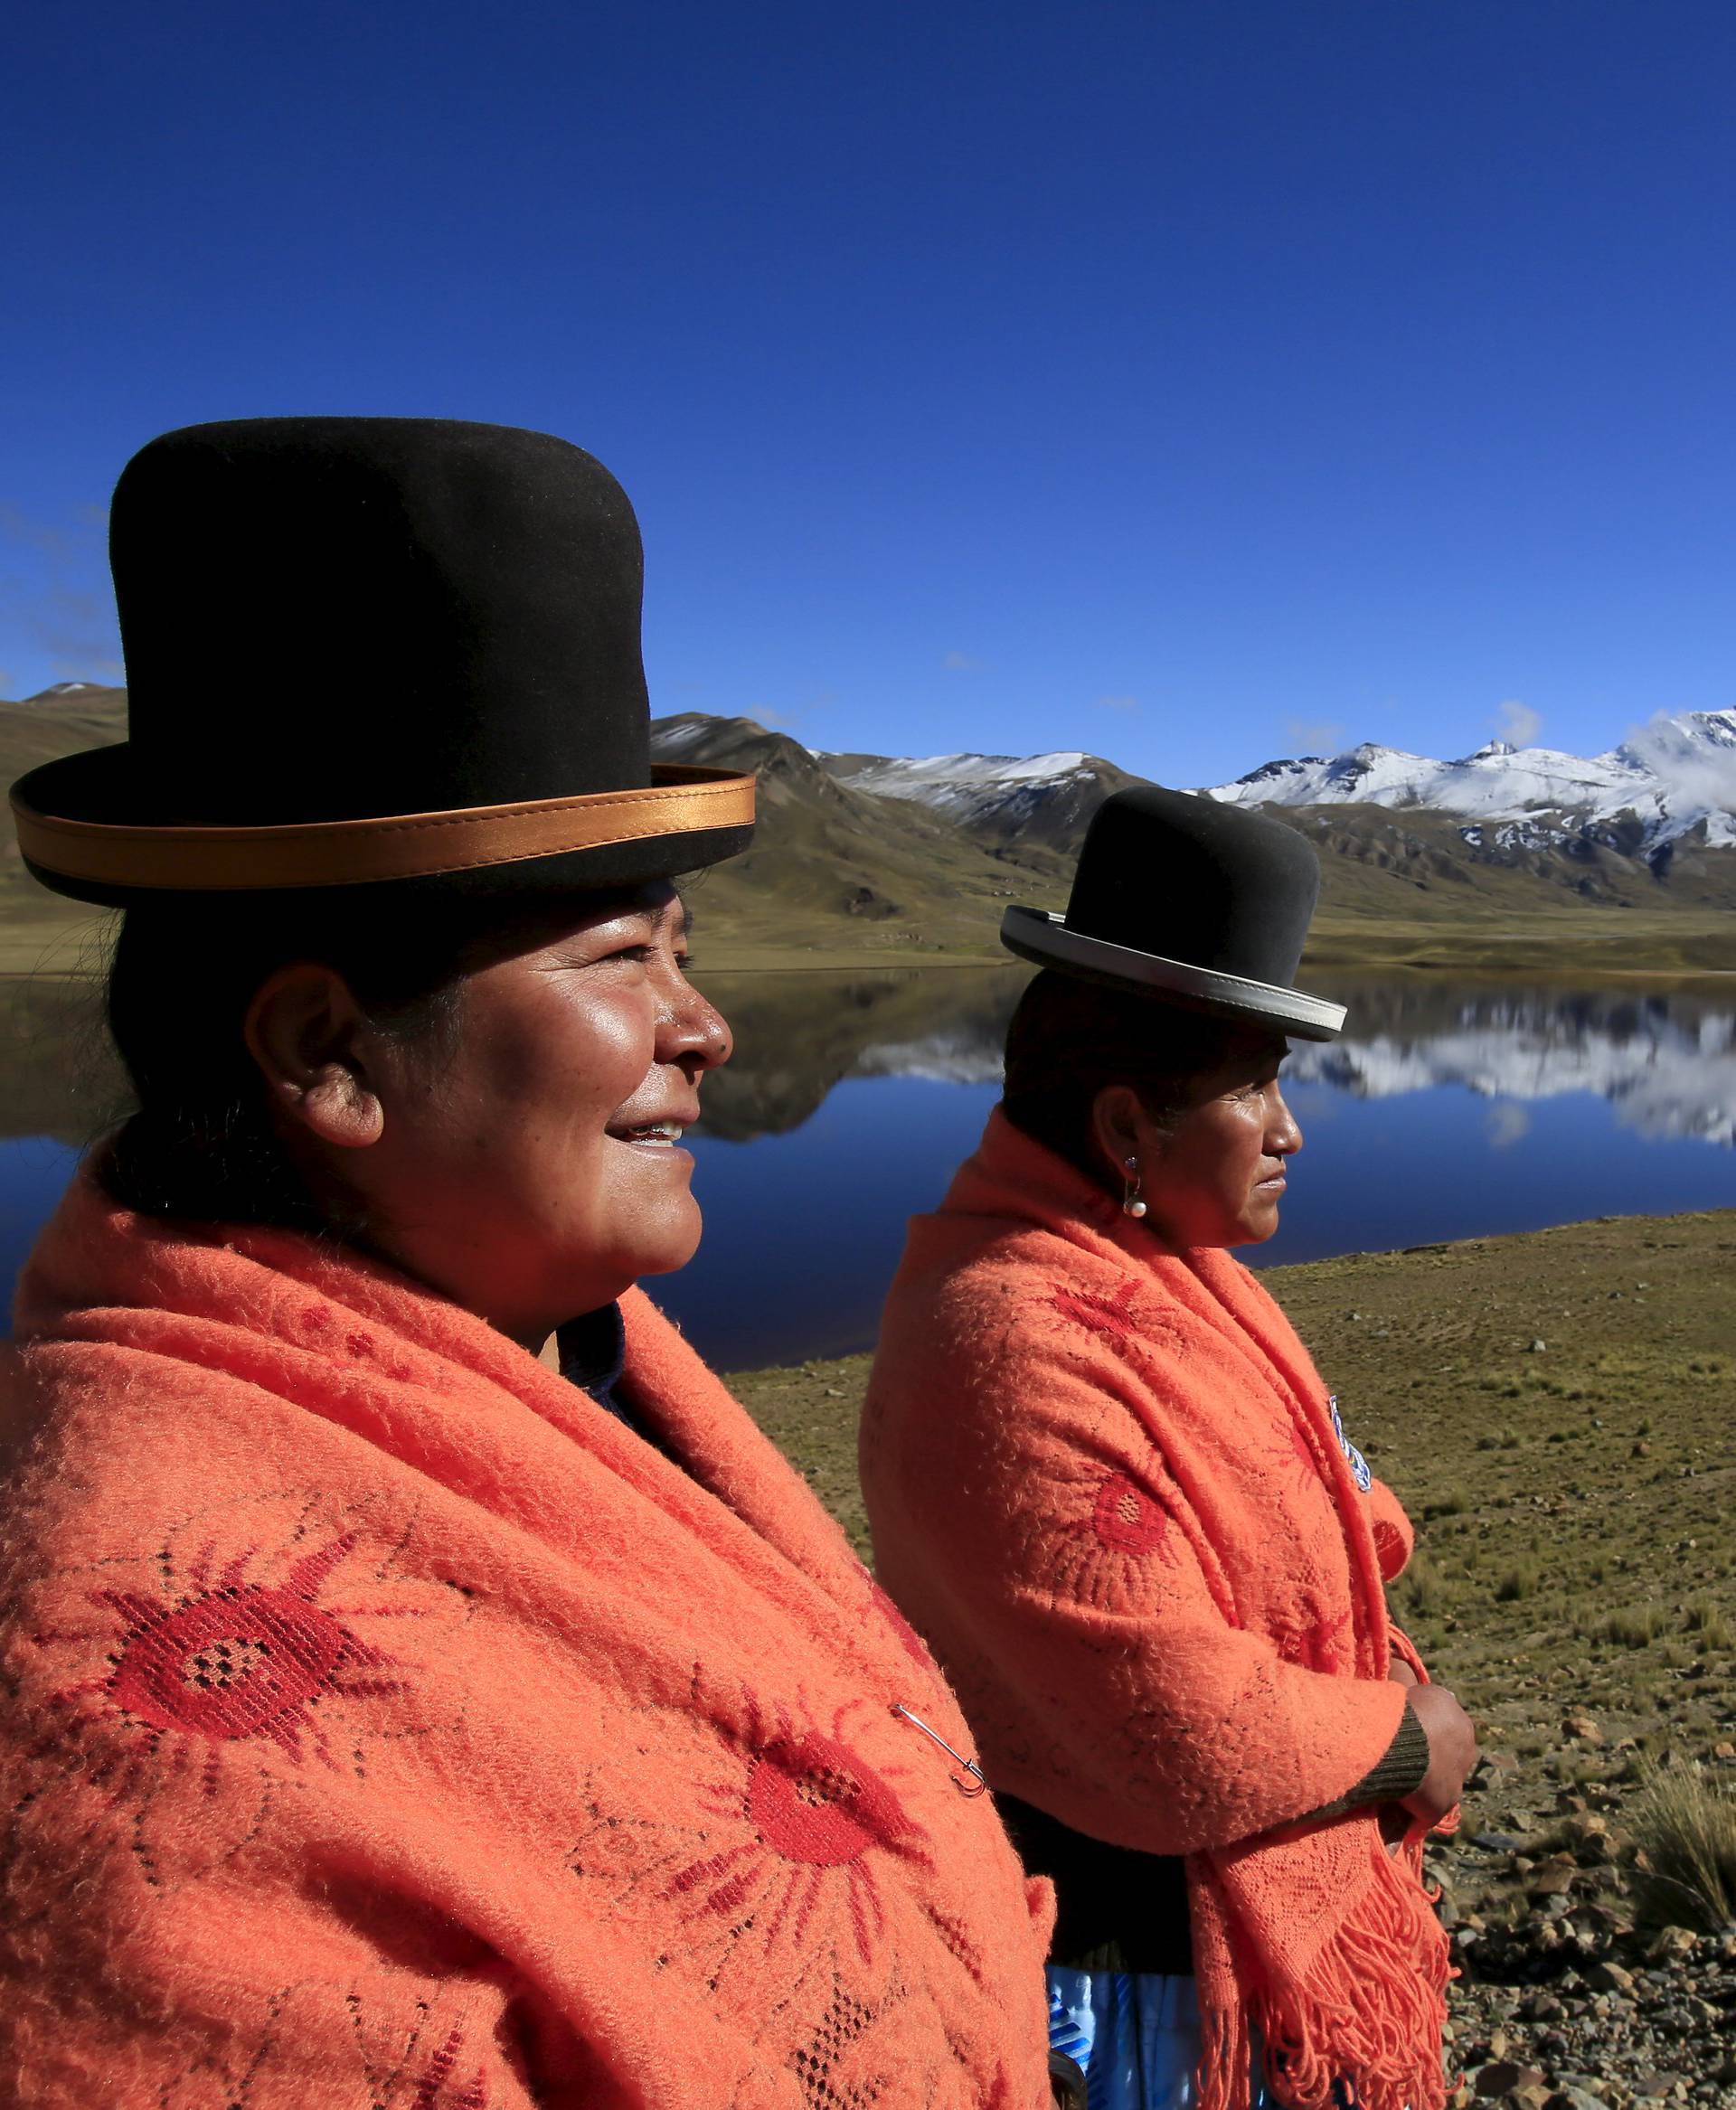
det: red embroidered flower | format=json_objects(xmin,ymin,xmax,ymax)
[
  {"xmin": 569, "ymin": 1691, "xmax": 927, "ymax": 1989},
  {"xmin": 747, "ymin": 1731, "xmax": 907, "ymax": 1869},
  {"xmin": 99, "ymin": 1534, "xmax": 398, "ymax": 1758},
  {"xmin": 1050, "ymin": 1279, "xmax": 1141, "ymax": 1342},
  {"xmin": 30, "ymin": 1490, "xmax": 475, "ymax": 1888},
  {"xmin": 410, "ymin": 2022, "xmax": 490, "ymax": 2110},
  {"xmin": 1090, "ymin": 1472, "xmax": 1169, "ymax": 1555},
  {"xmin": 1372, "ymin": 1517, "xmax": 1408, "ymax": 1579},
  {"xmin": 1270, "ymin": 1606, "xmax": 1353, "ymax": 1673},
  {"xmin": 76, "ymin": 1531, "xmax": 404, "ymax": 1769}
]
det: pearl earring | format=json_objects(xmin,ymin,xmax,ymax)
[{"xmin": 1121, "ymin": 1154, "xmax": 1147, "ymax": 1220}]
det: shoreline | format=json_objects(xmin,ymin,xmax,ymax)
[
  {"xmin": 1, "ymin": 901, "xmax": 1730, "ymax": 985},
  {"xmin": 4, "ymin": 961, "xmax": 1732, "ymax": 992}
]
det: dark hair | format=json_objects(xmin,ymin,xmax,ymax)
[
  {"xmin": 1000, "ymin": 969, "xmax": 1260, "ymax": 1180},
  {"xmin": 101, "ymin": 888, "xmax": 637, "ymax": 1231}
]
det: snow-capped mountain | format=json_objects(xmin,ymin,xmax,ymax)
[
  {"xmin": 823, "ymin": 749, "xmax": 1093, "ymax": 805},
  {"xmin": 816, "ymin": 747, "xmax": 1145, "ymax": 850},
  {"xmin": 1201, "ymin": 711, "xmax": 1736, "ymax": 854},
  {"xmin": 810, "ymin": 712, "xmax": 1736, "ymax": 861}
]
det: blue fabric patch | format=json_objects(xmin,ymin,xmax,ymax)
[
  {"xmin": 1046, "ymin": 1971, "xmax": 1272, "ymax": 2110},
  {"xmin": 1327, "ymin": 1394, "xmax": 1372, "ymax": 1493}
]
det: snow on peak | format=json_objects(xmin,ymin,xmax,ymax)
[
  {"xmin": 15, "ymin": 680, "xmax": 107, "ymax": 705},
  {"xmin": 818, "ymin": 748, "xmax": 1099, "ymax": 823},
  {"xmin": 823, "ymin": 749, "xmax": 1090, "ymax": 793},
  {"xmin": 1200, "ymin": 710, "xmax": 1736, "ymax": 854}
]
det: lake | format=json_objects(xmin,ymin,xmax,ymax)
[{"xmin": 2, "ymin": 967, "xmax": 1732, "ymax": 1370}]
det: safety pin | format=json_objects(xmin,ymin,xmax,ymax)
[{"xmin": 891, "ymin": 1701, "xmax": 987, "ymax": 1796}]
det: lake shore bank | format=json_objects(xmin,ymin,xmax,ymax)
[
  {"xmin": 3, "ymin": 900, "xmax": 1731, "ymax": 981},
  {"xmin": 732, "ymin": 1210, "xmax": 1736, "ymax": 2102}
]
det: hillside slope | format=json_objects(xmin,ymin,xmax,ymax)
[
  {"xmin": 2, "ymin": 691, "xmax": 1731, "ymax": 974},
  {"xmin": 0, "ymin": 686, "xmax": 129, "ymax": 968},
  {"xmin": 819, "ymin": 746, "xmax": 1148, "ymax": 852},
  {"xmin": 649, "ymin": 713, "xmax": 1074, "ymax": 957}
]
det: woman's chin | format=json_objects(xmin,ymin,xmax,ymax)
[
  {"xmin": 1232, "ymin": 1203, "xmax": 1283, "ymax": 1245},
  {"xmin": 627, "ymin": 1201, "xmax": 706, "ymax": 1279}
]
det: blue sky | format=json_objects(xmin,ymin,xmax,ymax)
[{"xmin": 5, "ymin": 0, "xmax": 1734, "ymax": 787}]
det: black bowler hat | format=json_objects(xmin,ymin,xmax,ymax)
[
  {"xmin": 9, "ymin": 418, "xmax": 755, "ymax": 906},
  {"xmin": 1000, "ymin": 787, "xmax": 1346, "ymax": 1041}
]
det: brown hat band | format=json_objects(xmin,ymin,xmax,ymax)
[{"xmin": 12, "ymin": 764, "xmax": 756, "ymax": 893}]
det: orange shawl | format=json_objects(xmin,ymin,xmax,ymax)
[
  {"xmin": 0, "ymin": 1171, "xmax": 1052, "ymax": 2109},
  {"xmin": 861, "ymin": 1111, "xmax": 1449, "ymax": 2110}
]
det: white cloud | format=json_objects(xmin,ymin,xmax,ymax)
[
  {"xmin": 1286, "ymin": 718, "xmax": 1345, "ymax": 754},
  {"xmin": 744, "ymin": 688, "xmax": 836, "ymax": 733},
  {"xmin": 1485, "ymin": 1101, "xmax": 1533, "ymax": 1149},
  {"xmin": 942, "ymin": 651, "xmax": 981, "ymax": 672},
  {"xmin": 0, "ymin": 504, "xmax": 122, "ymax": 681},
  {"xmin": 1494, "ymin": 699, "xmax": 1543, "ymax": 748},
  {"xmin": 1624, "ymin": 710, "xmax": 1736, "ymax": 813},
  {"xmin": 1095, "ymin": 693, "xmax": 1138, "ymax": 712}
]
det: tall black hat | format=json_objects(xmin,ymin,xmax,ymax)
[
  {"xmin": 9, "ymin": 418, "xmax": 755, "ymax": 906},
  {"xmin": 1001, "ymin": 786, "xmax": 1345, "ymax": 1041}
]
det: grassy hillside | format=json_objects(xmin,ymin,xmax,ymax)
[
  {"xmin": 3, "ymin": 691, "xmax": 1731, "ymax": 975},
  {"xmin": 0, "ymin": 688, "xmax": 127, "ymax": 973},
  {"xmin": 651, "ymin": 714, "xmax": 1077, "ymax": 960}
]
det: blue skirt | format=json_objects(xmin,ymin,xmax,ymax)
[{"xmin": 1047, "ymin": 1971, "xmax": 1269, "ymax": 2110}]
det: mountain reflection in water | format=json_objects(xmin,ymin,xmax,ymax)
[
  {"xmin": 2, "ymin": 966, "xmax": 1731, "ymax": 1368},
  {"xmin": 694, "ymin": 970, "xmax": 1736, "ymax": 1150},
  {"xmin": 1288, "ymin": 985, "xmax": 1736, "ymax": 1147}
]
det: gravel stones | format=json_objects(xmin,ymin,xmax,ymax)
[{"xmin": 1449, "ymin": 1908, "xmax": 1736, "ymax": 2108}]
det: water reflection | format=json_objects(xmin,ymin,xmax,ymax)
[
  {"xmin": 1290, "ymin": 983, "xmax": 1736, "ymax": 1147},
  {"xmin": 691, "ymin": 969, "xmax": 1016, "ymax": 1139},
  {"xmin": 5, "ymin": 965, "xmax": 1732, "ymax": 1154},
  {"xmin": 698, "ymin": 970, "xmax": 1736, "ymax": 1154},
  {"xmin": 2, "ymin": 966, "xmax": 1731, "ymax": 1368}
]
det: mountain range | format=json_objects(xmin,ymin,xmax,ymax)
[
  {"xmin": 814, "ymin": 710, "xmax": 1736, "ymax": 858},
  {"xmin": 1204, "ymin": 711, "xmax": 1736, "ymax": 858},
  {"xmin": 797, "ymin": 713, "xmax": 1736, "ymax": 955},
  {"xmin": 669, "ymin": 713, "xmax": 1735, "ymax": 968},
  {"xmin": 2, "ymin": 684, "xmax": 1731, "ymax": 971}
]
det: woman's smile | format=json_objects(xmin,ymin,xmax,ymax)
[
  {"xmin": 606, "ymin": 1112, "xmax": 698, "ymax": 1153},
  {"xmin": 340, "ymin": 885, "xmax": 731, "ymax": 1345}
]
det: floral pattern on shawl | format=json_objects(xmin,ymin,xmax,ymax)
[{"xmin": 20, "ymin": 1486, "xmax": 475, "ymax": 1890}]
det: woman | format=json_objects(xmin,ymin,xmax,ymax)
[
  {"xmin": 861, "ymin": 787, "xmax": 1477, "ymax": 2110},
  {"xmin": 0, "ymin": 419, "xmax": 1055, "ymax": 2108}
]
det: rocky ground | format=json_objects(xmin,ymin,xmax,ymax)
[
  {"xmin": 731, "ymin": 1210, "xmax": 1736, "ymax": 2104},
  {"xmin": 1436, "ymin": 1787, "xmax": 1736, "ymax": 2106}
]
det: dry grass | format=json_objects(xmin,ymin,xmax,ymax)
[
  {"xmin": 1589, "ymin": 1603, "xmax": 1673, "ymax": 1648},
  {"xmin": 1630, "ymin": 1763, "xmax": 1736, "ymax": 1931}
]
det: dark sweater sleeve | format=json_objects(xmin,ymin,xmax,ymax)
[{"xmin": 1304, "ymin": 1700, "xmax": 1430, "ymax": 1823}]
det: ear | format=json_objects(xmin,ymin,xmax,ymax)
[
  {"xmin": 243, "ymin": 964, "xmax": 384, "ymax": 1150},
  {"xmin": 1089, "ymin": 1082, "xmax": 1147, "ymax": 1180}
]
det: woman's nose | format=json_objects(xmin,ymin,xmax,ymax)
[
  {"xmin": 1269, "ymin": 1088, "xmax": 1302, "ymax": 1156},
  {"xmin": 665, "ymin": 982, "xmax": 733, "ymax": 1073}
]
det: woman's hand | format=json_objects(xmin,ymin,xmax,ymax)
[
  {"xmin": 1387, "ymin": 1653, "xmax": 1420, "ymax": 1687},
  {"xmin": 1400, "ymin": 1682, "xmax": 1477, "ymax": 1831}
]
